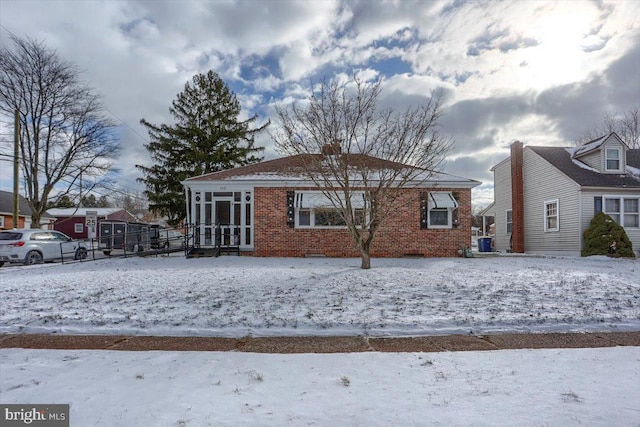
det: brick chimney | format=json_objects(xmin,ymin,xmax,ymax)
[
  {"xmin": 510, "ymin": 141, "xmax": 525, "ymax": 253},
  {"xmin": 321, "ymin": 143, "xmax": 342, "ymax": 155}
]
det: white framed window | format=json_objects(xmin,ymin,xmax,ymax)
[
  {"xmin": 544, "ymin": 199, "xmax": 559, "ymax": 232},
  {"xmin": 0, "ymin": 216, "xmax": 5, "ymax": 228},
  {"xmin": 74, "ymin": 223, "xmax": 83, "ymax": 233},
  {"xmin": 506, "ymin": 209, "xmax": 512, "ymax": 234},
  {"xmin": 427, "ymin": 192, "xmax": 457, "ymax": 229},
  {"xmin": 605, "ymin": 148, "xmax": 621, "ymax": 171},
  {"xmin": 624, "ymin": 199, "xmax": 639, "ymax": 228},
  {"xmin": 604, "ymin": 196, "xmax": 640, "ymax": 228},
  {"xmin": 295, "ymin": 207, "xmax": 365, "ymax": 228}
]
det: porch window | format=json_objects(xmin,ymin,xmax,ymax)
[
  {"xmin": 544, "ymin": 199, "xmax": 559, "ymax": 232},
  {"xmin": 506, "ymin": 209, "xmax": 513, "ymax": 234},
  {"xmin": 605, "ymin": 196, "xmax": 639, "ymax": 228},
  {"xmin": 427, "ymin": 192, "xmax": 457, "ymax": 229},
  {"xmin": 605, "ymin": 148, "xmax": 620, "ymax": 171}
]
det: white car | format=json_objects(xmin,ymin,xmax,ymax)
[{"xmin": 0, "ymin": 229, "xmax": 88, "ymax": 266}]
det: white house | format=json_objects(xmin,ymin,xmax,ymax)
[{"xmin": 491, "ymin": 133, "xmax": 640, "ymax": 256}]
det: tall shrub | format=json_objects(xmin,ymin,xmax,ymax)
[{"xmin": 582, "ymin": 212, "xmax": 635, "ymax": 258}]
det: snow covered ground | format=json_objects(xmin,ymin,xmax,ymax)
[
  {"xmin": 1, "ymin": 254, "xmax": 639, "ymax": 336},
  {"xmin": 1, "ymin": 255, "xmax": 639, "ymax": 426}
]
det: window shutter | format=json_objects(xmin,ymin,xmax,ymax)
[
  {"xmin": 420, "ymin": 192, "xmax": 428, "ymax": 229},
  {"xmin": 452, "ymin": 192, "xmax": 460, "ymax": 227},
  {"xmin": 594, "ymin": 196, "xmax": 602, "ymax": 214},
  {"xmin": 286, "ymin": 191, "xmax": 295, "ymax": 228}
]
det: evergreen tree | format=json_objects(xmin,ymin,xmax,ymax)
[
  {"xmin": 582, "ymin": 212, "xmax": 635, "ymax": 258},
  {"xmin": 137, "ymin": 71, "xmax": 267, "ymax": 225}
]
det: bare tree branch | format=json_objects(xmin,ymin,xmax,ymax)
[
  {"xmin": 272, "ymin": 76, "xmax": 452, "ymax": 269},
  {"xmin": 0, "ymin": 35, "xmax": 119, "ymax": 227}
]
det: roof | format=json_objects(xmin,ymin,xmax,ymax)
[
  {"xmin": 183, "ymin": 154, "xmax": 479, "ymax": 187},
  {"xmin": 529, "ymin": 146, "xmax": 640, "ymax": 188},
  {"xmin": 46, "ymin": 208, "xmax": 128, "ymax": 217},
  {"xmin": 573, "ymin": 132, "xmax": 628, "ymax": 158},
  {"xmin": 0, "ymin": 190, "xmax": 32, "ymax": 216}
]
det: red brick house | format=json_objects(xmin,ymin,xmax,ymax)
[
  {"xmin": 47, "ymin": 208, "xmax": 137, "ymax": 240},
  {"xmin": 182, "ymin": 154, "xmax": 480, "ymax": 257},
  {"xmin": 0, "ymin": 190, "xmax": 54, "ymax": 230}
]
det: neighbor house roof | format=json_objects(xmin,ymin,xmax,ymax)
[
  {"xmin": 529, "ymin": 146, "xmax": 640, "ymax": 188},
  {"xmin": 0, "ymin": 190, "xmax": 32, "ymax": 216},
  {"xmin": 47, "ymin": 208, "xmax": 132, "ymax": 218},
  {"xmin": 183, "ymin": 154, "xmax": 480, "ymax": 187}
]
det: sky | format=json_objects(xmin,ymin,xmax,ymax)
[{"xmin": 0, "ymin": 0, "xmax": 639, "ymax": 209}]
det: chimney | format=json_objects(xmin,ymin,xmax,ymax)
[
  {"xmin": 321, "ymin": 143, "xmax": 342, "ymax": 155},
  {"xmin": 510, "ymin": 141, "xmax": 525, "ymax": 253}
]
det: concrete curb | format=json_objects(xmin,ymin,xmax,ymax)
[{"xmin": 1, "ymin": 331, "xmax": 639, "ymax": 353}]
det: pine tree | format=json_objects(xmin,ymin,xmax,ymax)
[{"xmin": 137, "ymin": 71, "xmax": 267, "ymax": 225}]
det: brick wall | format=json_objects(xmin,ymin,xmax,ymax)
[
  {"xmin": 253, "ymin": 186, "xmax": 472, "ymax": 257},
  {"xmin": 510, "ymin": 141, "xmax": 525, "ymax": 253}
]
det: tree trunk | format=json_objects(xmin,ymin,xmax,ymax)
[{"xmin": 359, "ymin": 241, "xmax": 371, "ymax": 269}]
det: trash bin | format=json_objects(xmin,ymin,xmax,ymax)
[{"xmin": 478, "ymin": 237, "xmax": 492, "ymax": 252}]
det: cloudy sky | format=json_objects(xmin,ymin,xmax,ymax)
[{"xmin": 1, "ymin": 0, "xmax": 639, "ymax": 208}]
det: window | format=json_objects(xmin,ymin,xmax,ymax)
[
  {"xmin": 315, "ymin": 209, "xmax": 345, "ymax": 227},
  {"xmin": 296, "ymin": 208, "xmax": 364, "ymax": 228},
  {"xmin": 75, "ymin": 223, "xmax": 83, "ymax": 233},
  {"xmin": 544, "ymin": 200, "xmax": 559, "ymax": 232},
  {"xmin": 426, "ymin": 192, "xmax": 457, "ymax": 229},
  {"xmin": 604, "ymin": 197, "xmax": 621, "ymax": 224},
  {"xmin": 506, "ymin": 209, "xmax": 513, "ymax": 234},
  {"xmin": 603, "ymin": 196, "xmax": 640, "ymax": 228},
  {"xmin": 0, "ymin": 216, "xmax": 4, "ymax": 228},
  {"xmin": 605, "ymin": 148, "xmax": 620, "ymax": 171}
]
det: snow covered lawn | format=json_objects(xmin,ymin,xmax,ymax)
[
  {"xmin": 1, "ymin": 255, "xmax": 639, "ymax": 426},
  {"xmin": 1, "ymin": 347, "xmax": 638, "ymax": 426},
  {"xmin": 0, "ymin": 255, "xmax": 638, "ymax": 336}
]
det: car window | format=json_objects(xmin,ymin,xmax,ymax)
[
  {"xmin": 0, "ymin": 232, "xmax": 22, "ymax": 240},
  {"xmin": 51, "ymin": 232, "xmax": 70, "ymax": 241},
  {"xmin": 30, "ymin": 232, "xmax": 53, "ymax": 241}
]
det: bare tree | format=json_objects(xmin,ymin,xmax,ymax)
[
  {"xmin": 0, "ymin": 35, "xmax": 119, "ymax": 227},
  {"xmin": 273, "ymin": 77, "xmax": 452, "ymax": 269},
  {"xmin": 576, "ymin": 106, "xmax": 640, "ymax": 148}
]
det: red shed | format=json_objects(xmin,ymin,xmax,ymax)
[{"xmin": 48, "ymin": 208, "xmax": 138, "ymax": 240}]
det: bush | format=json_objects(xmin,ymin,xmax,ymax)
[{"xmin": 582, "ymin": 212, "xmax": 635, "ymax": 258}]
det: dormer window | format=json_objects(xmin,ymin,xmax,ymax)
[{"xmin": 605, "ymin": 148, "xmax": 620, "ymax": 171}]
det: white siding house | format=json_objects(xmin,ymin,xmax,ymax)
[{"xmin": 491, "ymin": 133, "xmax": 640, "ymax": 256}]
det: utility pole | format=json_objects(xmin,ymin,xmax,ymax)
[{"xmin": 13, "ymin": 109, "xmax": 20, "ymax": 229}]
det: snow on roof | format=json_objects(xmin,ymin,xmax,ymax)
[
  {"xmin": 46, "ymin": 208, "xmax": 125, "ymax": 217},
  {"xmin": 572, "ymin": 135, "xmax": 608, "ymax": 157},
  {"xmin": 564, "ymin": 148, "xmax": 599, "ymax": 172}
]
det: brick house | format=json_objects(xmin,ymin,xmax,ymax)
[
  {"xmin": 491, "ymin": 133, "xmax": 640, "ymax": 256},
  {"xmin": 0, "ymin": 190, "xmax": 54, "ymax": 230},
  {"xmin": 47, "ymin": 207, "xmax": 138, "ymax": 240},
  {"xmin": 181, "ymin": 154, "xmax": 480, "ymax": 257}
]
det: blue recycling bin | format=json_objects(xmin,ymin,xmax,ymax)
[{"xmin": 478, "ymin": 237, "xmax": 492, "ymax": 252}]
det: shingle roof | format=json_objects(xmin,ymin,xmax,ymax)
[
  {"xmin": 529, "ymin": 146, "xmax": 640, "ymax": 188},
  {"xmin": 0, "ymin": 190, "xmax": 32, "ymax": 216},
  {"xmin": 184, "ymin": 154, "xmax": 479, "ymax": 185}
]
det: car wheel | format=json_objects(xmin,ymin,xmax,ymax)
[
  {"xmin": 24, "ymin": 250, "xmax": 43, "ymax": 265},
  {"xmin": 75, "ymin": 248, "xmax": 88, "ymax": 260},
  {"xmin": 103, "ymin": 250, "xmax": 111, "ymax": 256},
  {"xmin": 0, "ymin": 261, "xmax": 4, "ymax": 267}
]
